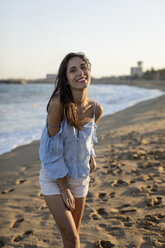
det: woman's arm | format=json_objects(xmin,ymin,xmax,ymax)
[
  {"xmin": 89, "ymin": 155, "xmax": 96, "ymax": 173},
  {"xmin": 89, "ymin": 102, "xmax": 103, "ymax": 173},
  {"xmin": 56, "ymin": 177, "xmax": 75, "ymax": 211},
  {"xmin": 48, "ymin": 96, "xmax": 75, "ymax": 211},
  {"xmin": 47, "ymin": 95, "xmax": 63, "ymax": 136}
]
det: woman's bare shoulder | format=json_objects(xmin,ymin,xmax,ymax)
[
  {"xmin": 48, "ymin": 95, "xmax": 63, "ymax": 122},
  {"xmin": 48, "ymin": 95, "xmax": 62, "ymax": 114},
  {"xmin": 95, "ymin": 102, "xmax": 103, "ymax": 123},
  {"xmin": 87, "ymin": 98, "xmax": 103, "ymax": 123},
  {"xmin": 48, "ymin": 95, "xmax": 61, "ymax": 112},
  {"xmin": 47, "ymin": 96, "xmax": 63, "ymax": 136}
]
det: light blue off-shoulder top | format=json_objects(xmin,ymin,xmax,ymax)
[{"xmin": 39, "ymin": 103, "xmax": 97, "ymax": 180}]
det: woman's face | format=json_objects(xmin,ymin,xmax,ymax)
[{"xmin": 66, "ymin": 56, "xmax": 90, "ymax": 90}]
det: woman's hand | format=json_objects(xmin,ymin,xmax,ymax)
[
  {"xmin": 56, "ymin": 176, "xmax": 75, "ymax": 212},
  {"xmin": 61, "ymin": 188, "xmax": 75, "ymax": 212},
  {"xmin": 89, "ymin": 155, "xmax": 97, "ymax": 173}
]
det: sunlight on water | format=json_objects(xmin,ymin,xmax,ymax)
[{"xmin": 0, "ymin": 83, "xmax": 164, "ymax": 155}]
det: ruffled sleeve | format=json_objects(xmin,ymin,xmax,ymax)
[
  {"xmin": 90, "ymin": 123, "xmax": 98, "ymax": 157},
  {"xmin": 39, "ymin": 119, "xmax": 69, "ymax": 180}
]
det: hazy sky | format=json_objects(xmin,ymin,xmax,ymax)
[{"xmin": 0, "ymin": 0, "xmax": 165, "ymax": 79}]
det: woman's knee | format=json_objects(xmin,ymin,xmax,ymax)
[{"xmin": 60, "ymin": 225, "xmax": 79, "ymax": 243}]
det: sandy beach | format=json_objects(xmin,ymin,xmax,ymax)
[{"xmin": 0, "ymin": 83, "xmax": 165, "ymax": 247}]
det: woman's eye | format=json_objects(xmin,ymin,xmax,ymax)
[
  {"xmin": 83, "ymin": 64, "xmax": 88, "ymax": 69},
  {"xmin": 70, "ymin": 68, "xmax": 76, "ymax": 73},
  {"xmin": 81, "ymin": 65, "xmax": 87, "ymax": 70}
]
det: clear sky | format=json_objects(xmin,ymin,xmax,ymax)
[{"xmin": 0, "ymin": 0, "xmax": 165, "ymax": 79}]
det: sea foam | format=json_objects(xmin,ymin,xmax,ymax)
[{"xmin": 0, "ymin": 83, "xmax": 164, "ymax": 155}]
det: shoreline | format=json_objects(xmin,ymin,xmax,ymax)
[
  {"xmin": 0, "ymin": 90, "xmax": 165, "ymax": 247},
  {"xmin": 0, "ymin": 78, "xmax": 165, "ymax": 91},
  {"xmin": 0, "ymin": 84, "xmax": 164, "ymax": 157},
  {"xmin": 0, "ymin": 93, "xmax": 164, "ymax": 170}
]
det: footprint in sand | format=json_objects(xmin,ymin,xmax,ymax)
[
  {"xmin": 99, "ymin": 224, "xmax": 125, "ymax": 238},
  {"xmin": 86, "ymin": 192, "xmax": 94, "ymax": 203},
  {"xmin": 140, "ymin": 236, "xmax": 157, "ymax": 248},
  {"xmin": 16, "ymin": 179, "xmax": 27, "ymax": 184},
  {"xmin": 145, "ymin": 196, "xmax": 162, "ymax": 207},
  {"xmin": 89, "ymin": 208, "xmax": 109, "ymax": 220},
  {"xmin": 103, "ymin": 165, "xmax": 109, "ymax": 169},
  {"xmin": 136, "ymin": 214, "xmax": 165, "ymax": 237},
  {"xmin": 1, "ymin": 188, "xmax": 15, "ymax": 194},
  {"xmin": 109, "ymin": 192, "xmax": 115, "ymax": 198},
  {"xmin": 128, "ymin": 168, "xmax": 140, "ymax": 176},
  {"xmin": 118, "ymin": 204, "xmax": 131, "ymax": 209},
  {"xmin": 96, "ymin": 240, "xmax": 115, "ymax": 248},
  {"xmin": 126, "ymin": 244, "xmax": 137, "ymax": 248},
  {"xmin": 146, "ymin": 184, "xmax": 158, "ymax": 193},
  {"xmin": 116, "ymin": 215, "xmax": 133, "ymax": 227},
  {"xmin": 0, "ymin": 237, "xmax": 5, "ymax": 247},
  {"xmin": 108, "ymin": 168, "xmax": 123, "ymax": 176},
  {"xmin": 12, "ymin": 230, "xmax": 34, "ymax": 243},
  {"xmin": 121, "ymin": 186, "xmax": 144, "ymax": 197},
  {"xmin": 111, "ymin": 179, "xmax": 129, "ymax": 187},
  {"xmin": 97, "ymin": 208, "xmax": 109, "ymax": 219},
  {"xmin": 89, "ymin": 209, "xmax": 101, "ymax": 220},
  {"xmin": 156, "ymin": 213, "xmax": 165, "ymax": 219},
  {"xmin": 117, "ymin": 204, "xmax": 137, "ymax": 215},
  {"xmin": 143, "ymin": 215, "xmax": 160, "ymax": 224},
  {"xmin": 119, "ymin": 208, "xmax": 137, "ymax": 215},
  {"xmin": 10, "ymin": 217, "xmax": 24, "ymax": 228},
  {"xmin": 123, "ymin": 221, "xmax": 133, "ymax": 227},
  {"xmin": 98, "ymin": 192, "xmax": 108, "ymax": 202}
]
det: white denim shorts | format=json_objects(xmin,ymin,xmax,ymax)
[{"xmin": 39, "ymin": 167, "xmax": 90, "ymax": 198}]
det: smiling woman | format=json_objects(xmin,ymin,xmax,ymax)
[
  {"xmin": 47, "ymin": 52, "xmax": 92, "ymax": 130},
  {"xmin": 66, "ymin": 57, "xmax": 89, "ymax": 86},
  {"xmin": 39, "ymin": 52, "xmax": 103, "ymax": 247}
]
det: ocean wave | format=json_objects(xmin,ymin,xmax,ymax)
[{"xmin": 0, "ymin": 84, "xmax": 164, "ymax": 155}]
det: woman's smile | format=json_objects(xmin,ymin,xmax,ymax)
[
  {"xmin": 76, "ymin": 76, "xmax": 87, "ymax": 83},
  {"xmin": 66, "ymin": 56, "xmax": 90, "ymax": 88}
]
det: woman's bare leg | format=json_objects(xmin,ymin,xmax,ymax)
[
  {"xmin": 44, "ymin": 195, "xmax": 80, "ymax": 248},
  {"xmin": 71, "ymin": 197, "xmax": 86, "ymax": 233}
]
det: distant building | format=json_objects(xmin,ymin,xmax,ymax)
[
  {"xmin": 130, "ymin": 61, "xmax": 143, "ymax": 78},
  {"xmin": 46, "ymin": 74, "xmax": 56, "ymax": 80}
]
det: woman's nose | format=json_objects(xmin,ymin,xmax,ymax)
[
  {"xmin": 78, "ymin": 69, "xmax": 84, "ymax": 76},
  {"xmin": 77, "ymin": 69, "xmax": 84, "ymax": 76}
]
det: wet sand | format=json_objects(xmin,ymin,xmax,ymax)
[{"xmin": 0, "ymin": 90, "xmax": 165, "ymax": 247}]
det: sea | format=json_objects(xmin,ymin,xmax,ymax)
[{"xmin": 0, "ymin": 83, "xmax": 164, "ymax": 155}]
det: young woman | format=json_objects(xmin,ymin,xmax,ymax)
[{"xmin": 39, "ymin": 52, "xmax": 103, "ymax": 248}]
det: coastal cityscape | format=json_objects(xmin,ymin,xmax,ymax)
[{"xmin": 0, "ymin": 62, "xmax": 165, "ymax": 85}]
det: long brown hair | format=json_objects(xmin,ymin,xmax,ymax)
[{"xmin": 47, "ymin": 52, "xmax": 91, "ymax": 129}]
